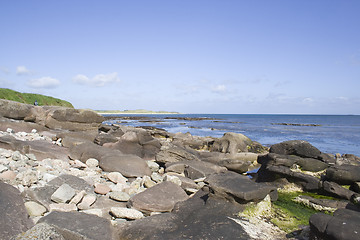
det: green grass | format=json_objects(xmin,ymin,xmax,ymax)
[
  {"xmin": 271, "ymin": 191, "xmax": 333, "ymax": 232},
  {"xmin": 0, "ymin": 88, "xmax": 74, "ymax": 108}
]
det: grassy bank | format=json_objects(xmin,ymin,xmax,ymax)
[{"xmin": 0, "ymin": 88, "xmax": 74, "ymax": 108}]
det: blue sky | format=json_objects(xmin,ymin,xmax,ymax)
[{"xmin": 1, "ymin": 0, "xmax": 360, "ymax": 114}]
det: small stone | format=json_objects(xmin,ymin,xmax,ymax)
[
  {"xmin": 6, "ymin": 128, "xmax": 14, "ymax": 133},
  {"xmin": 42, "ymin": 173, "xmax": 57, "ymax": 182},
  {"xmin": 146, "ymin": 161, "xmax": 160, "ymax": 172},
  {"xmin": 25, "ymin": 201, "xmax": 47, "ymax": 216},
  {"xmin": 185, "ymin": 188, "xmax": 198, "ymax": 194},
  {"xmin": 77, "ymin": 194, "xmax": 97, "ymax": 210},
  {"xmin": 81, "ymin": 209, "xmax": 103, "ymax": 217},
  {"xmin": 194, "ymin": 177, "xmax": 206, "ymax": 183},
  {"xmin": 49, "ymin": 203, "xmax": 77, "ymax": 212},
  {"xmin": 0, "ymin": 170, "xmax": 16, "ymax": 180},
  {"xmin": 73, "ymin": 159, "xmax": 87, "ymax": 169},
  {"xmin": 109, "ymin": 191, "xmax": 130, "ymax": 202},
  {"xmin": 164, "ymin": 175, "xmax": 182, "ymax": 186},
  {"xmin": 151, "ymin": 172, "xmax": 163, "ymax": 183},
  {"xmin": 94, "ymin": 183, "xmax": 111, "ymax": 195},
  {"xmin": 51, "ymin": 183, "xmax": 76, "ymax": 203},
  {"xmin": 16, "ymin": 169, "xmax": 38, "ymax": 187},
  {"xmin": 70, "ymin": 190, "xmax": 86, "ymax": 205},
  {"xmin": 110, "ymin": 207, "xmax": 144, "ymax": 220},
  {"xmin": 158, "ymin": 167, "xmax": 165, "ymax": 174},
  {"xmin": 31, "ymin": 129, "xmax": 37, "ymax": 133},
  {"xmin": 86, "ymin": 158, "xmax": 99, "ymax": 168},
  {"xmin": 26, "ymin": 153, "xmax": 37, "ymax": 161},
  {"xmin": 197, "ymin": 182, "xmax": 206, "ymax": 188},
  {"xmin": 143, "ymin": 175, "xmax": 156, "ymax": 188},
  {"xmin": 107, "ymin": 172, "xmax": 127, "ymax": 184},
  {"xmin": 11, "ymin": 151, "xmax": 22, "ymax": 161},
  {"xmin": 0, "ymin": 164, "xmax": 8, "ymax": 173}
]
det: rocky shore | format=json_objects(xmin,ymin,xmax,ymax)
[{"xmin": 0, "ymin": 99, "xmax": 359, "ymax": 240}]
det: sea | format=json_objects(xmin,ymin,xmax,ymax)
[{"xmin": 103, "ymin": 114, "xmax": 360, "ymax": 157}]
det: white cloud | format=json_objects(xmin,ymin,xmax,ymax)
[
  {"xmin": 27, "ymin": 77, "xmax": 60, "ymax": 89},
  {"xmin": 73, "ymin": 72, "xmax": 120, "ymax": 87},
  {"xmin": 0, "ymin": 67, "xmax": 10, "ymax": 74},
  {"xmin": 16, "ymin": 66, "xmax": 33, "ymax": 75},
  {"xmin": 211, "ymin": 84, "xmax": 227, "ymax": 93}
]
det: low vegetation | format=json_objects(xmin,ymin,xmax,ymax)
[{"xmin": 0, "ymin": 88, "xmax": 73, "ymax": 108}]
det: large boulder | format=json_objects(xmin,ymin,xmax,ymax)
[
  {"xmin": 210, "ymin": 132, "xmax": 253, "ymax": 154},
  {"xmin": 38, "ymin": 211, "xmax": 115, "ymax": 240},
  {"xmin": 165, "ymin": 160, "xmax": 227, "ymax": 180},
  {"xmin": 0, "ymin": 181, "xmax": 33, "ymax": 240},
  {"xmin": 322, "ymin": 181, "xmax": 356, "ymax": 200},
  {"xmin": 156, "ymin": 145, "xmax": 200, "ymax": 164},
  {"xmin": 256, "ymin": 164, "xmax": 322, "ymax": 191},
  {"xmin": 258, "ymin": 153, "xmax": 329, "ymax": 172},
  {"xmin": 269, "ymin": 140, "xmax": 322, "ymax": 159},
  {"xmin": 205, "ymin": 171, "xmax": 277, "ymax": 203},
  {"xmin": 0, "ymin": 135, "xmax": 70, "ymax": 161},
  {"xmin": 118, "ymin": 190, "xmax": 250, "ymax": 240},
  {"xmin": 70, "ymin": 142, "xmax": 151, "ymax": 177},
  {"xmin": 325, "ymin": 164, "xmax": 360, "ymax": 185},
  {"xmin": 12, "ymin": 222, "xmax": 65, "ymax": 240},
  {"xmin": 128, "ymin": 181, "xmax": 188, "ymax": 213},
  {"xmin": 309, "ymin": 208, "xmax": 360, "ymax": 240},
  {"xmin": 45, "ymin": 108, "xmax": 104, "ymax": 131},
  {"xmin": 0, "ymin": 99, "xmax": 33, "ymax": 120}
]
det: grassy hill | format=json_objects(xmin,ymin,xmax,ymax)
[{"xmin": 0, "ymin": 88, "xmax": 74, "ymax": 108}]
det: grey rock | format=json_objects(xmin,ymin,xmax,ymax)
[
  {"xmin": 51, "ymin": 183, "xmax": 76, "ymax": 203},
  {"xmin": 38, "ymin": 211, "xmax": 115, "ymax": 240},
  {"xmin": 270, "ymin": 140, "xmax": 322, "ymax": 159},
  {"xmin": 109, "ymin": 191, "xmax": 130, "ymax": 202},
  {"xmin": 0, "ymin": 181, "xmax": 33, "ymax": 240},
  {"xmin": 129, "ymin": 181, "xmax": 188, "ymax": 213},
  {"xmin": 210, "ymin": 132, "xmax": 253, "ymax": 154},
  {"xmin": 322, "ymin": 181, "xmax": 356, "ymax": 200},
  {"xmin": 326, "ymin": 164, "xmax": 360, "ymax": 185},
  {"xmin": 25, "ymin": 201, "xmax": 47, "ymax": 216},
  {"xmin": 12, "ymin": 222, "xmax": 65, "ymax": 240},
  {"xmin": 205, "ymin": 171, "xmax": 277, "ymax": 203},
  {"xmin": 110, "ymin": 207, "xmax": 144, "ymax": 220}
]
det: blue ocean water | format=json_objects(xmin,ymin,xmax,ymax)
[{"xmin": 103, "ymin": 114, "xmax": 360, "ymax": 156}]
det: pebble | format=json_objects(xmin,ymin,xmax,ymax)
[
  {"xmin": 70, "ymin": 190, "xmax": 86, "ymax": 205},
  {"xmin": 110, "ymin": 207, "xmax": 144, "ymax": 220},
  {"xmin": 86, "ymin": 158, "xmax": 99, "ymax": 168},
  {"xmin": 94, "ymin": 183, "xmax": 111, "ymax": 195},
  {"xmin": 77, "ymin": 194, "xmax": 97, "ymax": 210},
  {"xmin": 51, "ymin": 183, "xmax": 76, "ymax": 203},
  {"xmin": 107, "ymin": 172, "xmax": 127, "ymax": 184},
  {"xmin": 0, "ymin": 164, "xmax": 8, "ymax": 173},
  {"xmin": 49, "ymin": 203, "xmax": 78, "ymax": 212},
  {"xmin": 0, "ymin": 170, "xmax": 16, "ymax": 180},
  {"xmin": 151, "ymin": 172, "xmax": 163, "ymax": 183},
  {"xmin": 146, "ymin": 161, "xmax": 160, "ymax": 172},
  {"xmin": 25, "ymin": 201, "xmax": 47, "ymax": 216},
  {"xmin": 81, "ymin": 208, "xmax": 103, "ymax": 217},
  {"xmin": 11, "ymin": 151, "xmax": 22, "ymax": 161},
  {"xmin": 109, "ymin": 191, "xmax": 130, "ymax": 202},
  {"xmin": 142, "ymin": 175, "xmax": 156, "ymax": 188},
  {"xmin": 16, "ymin": 169, "xmax": 38, "ymax": 187},
  {"xmin": 164, "ymin": 175, "xmax": 182, "ymax": 186}
]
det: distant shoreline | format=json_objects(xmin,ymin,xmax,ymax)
[{"xmin": 95, "ymin": 110, "xmax": 180, "ymax": 115}]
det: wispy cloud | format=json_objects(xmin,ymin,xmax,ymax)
[
  {"xmin": 16, "ymin": 66, "xmax": 34, "ymax": 75},
  {"xmin": 27, "ymin": 77, "xmax": 60, "ymax": 89},
  {"xmin": 73, "ymin": 72, "xmax": 120, "ymax": 87},
  {"xmin": 211, "ymin": 84, "xmax": 227, "ymax": 93}
]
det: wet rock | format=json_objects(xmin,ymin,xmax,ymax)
[
  {"xmin": 322, "ymin": 181, "xmax": 356, "ymax": 200},
  {"xmin": 270, "ymin": 140, "xmax": 322, "ymax": 159},
  {"xmin": 326, "ymin": 164, "xmax": 360, "ymax": 185},
  {"xmin": 128, "ymin": 181, "xmax": 188, "ymax": 213},
  {"xmin": 309, "ymin": 208, "xmax": 360, "ymax": 240}
]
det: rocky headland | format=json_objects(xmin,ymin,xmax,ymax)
[{"xmin": 0, "ymin": 99, "xmax": 359, "ymax": 240}]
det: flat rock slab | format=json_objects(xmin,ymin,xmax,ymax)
[
  {"xmin": 0, "ymin": 181, "xmax": 33, "ymax": 240},
  {"xmin": 128, "ymin": 181, "xmax": 188, "ymax": 213},
  {"xmin": 165, "ymin": 160, "xmax": 227, "ymax": 179},
  {"xmin": 118, "ymin": 190, "xmax": 249, "ymax": 240},
  {"xmin": 326, "ymin": 164, "xmax": 360, "ymax": 185},
  {"xmin": 38, "ymin": 211, "xmax": 115, "ymax": 240},
  {"xmin": 205, "ymin": 171, "xmax": 277, "ymax": 203}
]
